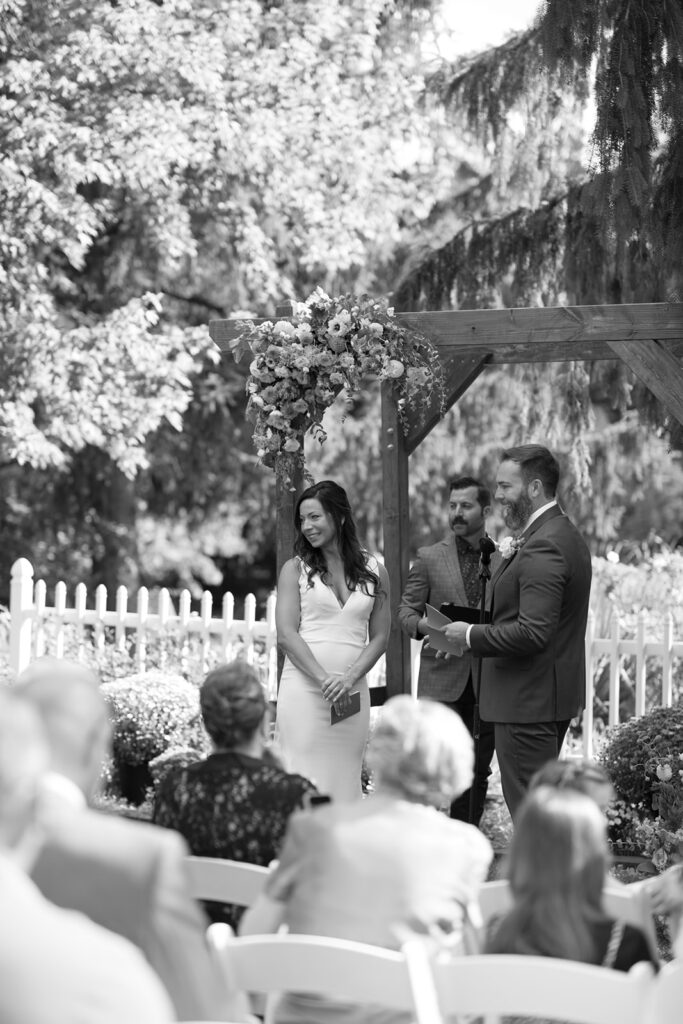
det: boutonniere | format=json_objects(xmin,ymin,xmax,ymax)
[{"xmin": 498, "ymin": 535, "xmax": 525, "ymax": 559}]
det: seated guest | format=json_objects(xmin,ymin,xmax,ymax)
[
  {"xmin": 646, "ymin": 864, "xmax": 683, "ymax": 958},
  {"xmin": 240, "ymin": 694, "xmax": 493, "ymax": 1024},
  {"xmin": 154, "ymin": 659, "xmax": 318, "ymax": 927},
  {"xmin": 21, "ymin": 656, "xmax": 238, "ymax": 1024},
  {"xmin": 485, "ymin": 786, "xmax": 656, "ymax": 971},
  {"xmin": 0, "ymin": 687, "xmax": 173, "ymax": 1024},
  {"xmin": 529, "ymin": 757, "xmax": 615, "ymax": 814}
]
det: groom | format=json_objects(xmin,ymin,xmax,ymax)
[{"xmin": 442, "ymin": 445, "xmax": 592, "ymax": 819}]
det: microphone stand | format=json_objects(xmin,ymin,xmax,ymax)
[{"xmin": 468, "ymin": 536, "xmax": 495, "ymax": 825}]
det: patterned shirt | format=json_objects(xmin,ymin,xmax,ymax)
[
  {"xmin": 153, "ymin": 751, "xmax": 317, "ymax": 928},
  {"xmin": 455, "ymin": 535, "xmax": 481, "ymax": 607}
]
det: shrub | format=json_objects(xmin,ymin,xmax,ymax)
[
  {"xmin": 598, "ymin": 702, "xmax": 683, "ymax": 869},
  {"xmin": 101, "ymin": 671, "xmax": 210, "ymax": 802},
  {"xmin": 148, "ymin": 746, "xmax": 202, "ymax": 792}
]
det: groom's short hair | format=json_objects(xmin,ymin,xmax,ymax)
[
  {"xmin": 448, "ymin": 475, "xmax": 491, "ymax": 509},
  {"xmin": 502, "ymin": 445, "xmax": 559, "ymax": 497}
]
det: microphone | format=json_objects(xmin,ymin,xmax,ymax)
[{"xmin": 478, "ymin": 534, "xmax": 497, "ymax": 566}]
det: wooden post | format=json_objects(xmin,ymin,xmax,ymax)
[
  {"xmin": 380, "ymin": 382, "xmax": 411, "ymax": 697},
  {"xmin": 9, "ymin": 557, "xmax": 34, "ymax": 678}
]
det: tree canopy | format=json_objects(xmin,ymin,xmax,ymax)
[{"xmin": 1, "ymin": 0, "xmax": 681, "ymax": 604}]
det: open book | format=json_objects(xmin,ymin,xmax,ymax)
[{"xmin": 424, "ymin": 603, "xmax": 487, "ymax": 655}]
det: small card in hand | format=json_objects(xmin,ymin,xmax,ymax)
[{"xmin": 330, "ymin": 690, "xmax": 361, "ymax": 726}]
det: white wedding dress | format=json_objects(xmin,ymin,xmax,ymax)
[{"xmin": 276, "ymin": 558, "xmax": 377, "ymax": 802}]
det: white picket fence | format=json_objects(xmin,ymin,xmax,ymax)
[
  {"xmin": 7, "ymin": 558, "xmax": 280, "ymax": 697},
  {"xmin": 5, "ymin": 558, "xmax": 682, "ymax": 754}
]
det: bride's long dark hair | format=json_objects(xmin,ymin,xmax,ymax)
[{"xmin": 294, "ymin": 480, "xmax": 380, "ymax": 595}]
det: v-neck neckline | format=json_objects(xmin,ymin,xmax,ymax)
[{"xmin": 323, "ymin": 579, "xmax": 352, "ymax": 610}]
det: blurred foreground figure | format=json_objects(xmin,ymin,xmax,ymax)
[
  {"xmin": 0, "ymin": 686, "xmax": 173, "ymax": 1024},
  {"xmin": 20, "ymin": 656, "xmax": 239, "ymax": 1023},
  {"xmin": 241, "ymin": 695, "xmax": 493, "ymax": 1024},
  {"xmin": 486, "ymin": 786, "xmax": 656, "ymax": 971}
]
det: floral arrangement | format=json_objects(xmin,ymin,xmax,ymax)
[
  {"xmin": 498, "ymin": 535, "xmax": 525, "ymax": 559},
  {"xmin": 229, "ymin": 289, "xmax": 444, "ymax": 481},
  {"xmin": 598, "ymin": 702, "xmax": 683, "ymax": 870}
]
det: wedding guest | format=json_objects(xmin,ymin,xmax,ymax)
[
  {"xmin": 241, "ymin": 695, "xmax": 493, "ymax": 1024},
  {"xmin": 0, "ymin": 686, "xmax": 174, "ymax": 1024},
  {"xmin": 486, "ymin": 786, "xmax": 656, "ymax": 971},
  {"xmin": 646, "ymin": 864, "xmax": 683, "ymax": 958},
  {"xmin": 154, "ymin": 659, "xmax": 317, "ymax": 927},
  {"xmin": 20, "ymin": 656, "xmax": 234, "ymax": 1023},
  {"xmin": 529, "ymin": 757, "xmax": 615, "ymax": 814},
  {"xmin": 276, "ymin": 479, "xmax": 391, "ymax": 801}
]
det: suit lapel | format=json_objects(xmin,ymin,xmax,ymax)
[{"xmin": 491, "ymin": 505, "xmax": 565, "ymax": 588}]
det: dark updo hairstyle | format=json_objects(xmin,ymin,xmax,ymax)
[
  {"xmin": 200, "ymin": 661, "xmax": 266, "ymax": 749},
  {"xmin": 294, "ymin": 479, "xmax": 379, "ymax": 595}
]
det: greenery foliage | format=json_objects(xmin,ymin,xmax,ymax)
[
  {"xmin": 599, "ymin": 703, "xmax": 683, "ymax": 870},
  {"xmin": 100, "ymin": 671, "xmax": 210, "ymax": 801}
]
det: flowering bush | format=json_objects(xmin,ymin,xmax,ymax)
[
  {"xmin": 101, "ymin": 671, "xmax": 210, "ymax": 770},
  {"xmin": 229, "ymin": 289, "xmax": 444, "ymax": 481},
  {"xmin": 598, "ymin": 702, "xmax": 683, "ymax": 870}
]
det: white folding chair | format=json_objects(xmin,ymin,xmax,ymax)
[
  {"xmin": 432, "ymin": 953, "xmax": 656, "ymax": 1024},
  {"xmin": 185, "ymin": 857, "xmax": 270, "ymax": 907},
  {"xmin": 646, "ymin": 957, "xmax": 683, "ymax": 1024},
  {"xmin": 207, "ymin": 924, "xmax": 443, "ymax": 1024},
  {"xmin": 478, "ymin": 877, "xmax": 660, "ymax": 962}
]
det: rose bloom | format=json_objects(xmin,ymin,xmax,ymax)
[
  {"xmin": 385, "ymin": 359, "xmax": 404, "ymax": 378},
  {"xmin": 274, "ymin": 320, "xmax": 297, "ymax": 336}
]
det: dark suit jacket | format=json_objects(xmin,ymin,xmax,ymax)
[
  {"xmin": 398, "ymin": 536, "xmax": 499, "ymax": 702},
  {"xmin": 469, "ymin": 506, "xmax": 592, "ymax": 723},
  {"xmin": 32, "ymin": 800, "xmax": 233, "ymax": 1022}
]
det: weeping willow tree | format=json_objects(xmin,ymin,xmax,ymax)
[
  {"xmin": 392, "ymin": 0, "xmax": 683, "ymax": 534},
  {"xmin": 404, "ymin": 0, "xmax": 682, "ymax": 309}
]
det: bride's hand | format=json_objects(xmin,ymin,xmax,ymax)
[{"xmin": 321, "ymin": 672, "xmax": 353, "ymax": 703}]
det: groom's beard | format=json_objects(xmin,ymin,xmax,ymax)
[{"xmin": 502, "ymin": 492, "xmax": 533, "ymax": 532}]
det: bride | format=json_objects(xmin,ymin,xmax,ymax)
[{"xmin": 275, "ymin": 480, "xmax": 390, "ymax": 801}]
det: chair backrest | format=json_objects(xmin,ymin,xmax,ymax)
[
  {"xmin": 645, "ymin": 957, "xmax": 683, "ymax": 1024},
  {"xmin": 432, "ymin": 953, "xmax": 656, "ymax": 1024},
  {"xmin": 207, "ymin": 924, "xmax": 443, "ymax": 1024},
  {"xmin": 602, "ymin": 880, "xmax": 660, "ymax": 963},
  {"xmin": 185, "ymin": 857, "xmax": 270, "ymax": 907},
  {"xmin": 478, "ymin": 877, "xmax": 660, "ymax": 963}
]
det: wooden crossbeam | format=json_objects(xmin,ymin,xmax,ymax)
[
  {"xmin": 404, "ymin": 353, "xmax": 490, "ymax": 454},
  {"xmin": 209, "ymin": 303, "xmax": 683, "ymax": 365},
  {"xmin": 607, "ymin": 339, "xmax": 683, "ymax": 427}
]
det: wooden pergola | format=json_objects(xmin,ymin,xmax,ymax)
[{"xmin": 210, "ymin": 301, "xmax": 683, "ymax": 700}]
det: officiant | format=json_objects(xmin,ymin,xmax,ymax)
[{"xmin": 398, "ymin": 476, "xmax": 499, "ymax": 825}]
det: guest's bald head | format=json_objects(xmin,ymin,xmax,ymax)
[
  {"xmin": 0, "ymin": 688, "xmax": 48, "ymax": 855},
  {"xmin": 18, "ymin": 658, "xmax": 110, "ymax": 798}
]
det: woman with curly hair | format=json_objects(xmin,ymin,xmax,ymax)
[{"xmin": 275, "ymin": 479, "xmax": 390, "ymax": 801}]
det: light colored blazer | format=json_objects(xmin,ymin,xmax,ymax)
[
  {"xmin": 1, "ymin": 853, "xmax": 172, "ymax": 1024},
  {"xmin": 31, "ymin": 801, "xmax": 231, "ymax": 1022},
  {"xmin": 398, "ymin": 536, "xmax": 498, "ymax": 702},
  {"xmin": 266, "ymin": 796, "xmax": 493, "ymax": 948},
  {"xmin": 470, "ymin": 506, "xmax": 592, "ymax": 723}
]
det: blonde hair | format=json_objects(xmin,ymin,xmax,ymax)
[{"xmin": 366, "ymin": 696, "xmax": 474, "ymax": 807}]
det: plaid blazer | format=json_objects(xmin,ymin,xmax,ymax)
[{"xmin": 398, "ymin": 536, "xmax": 497, "ymax": 702}]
